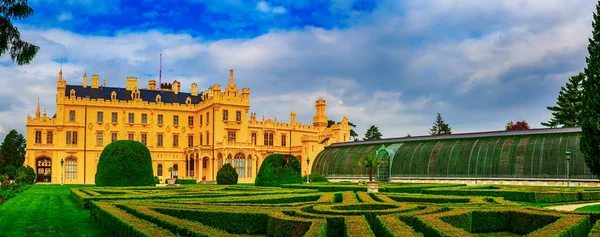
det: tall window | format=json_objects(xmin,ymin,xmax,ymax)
[
  {"xmin": 228, "ymin": 131, "xmax": 236, "ymax": 142},
  {"xmin": 141, "ymin": 114, "xmax": 147, "ymax": 125},
  {"xmin": 46, "ymin": 131, "xmax": 53, "ymax": 144},
  {"xmin": 281, "ymin": 135, "xmax": 287, "ymax": 146},
  {"xmin": 264, "ymin": 132, "xmax": 273, "ymax": 146},
  {"xmin": 203, "ymin": 157, "xmax": 208, "ymax": 168},
  {"xmin": 200, "ymin": 115, "xmax": 203, "ymax": 125},
  {"xmin": 158, "ymin": 114, "xmax": 164, "ymax": 125},
  {"xmin": 69, "ymin": 110, "xmax": 75, "ymax": 121},
  {"xmin": 141, "ymin": 134, "xmax": 147, "ymax": 146},
  {"xmin": 35, "ymin": 131, "xmax": 42, "ymax": 144},
  {"xmin": 157, "ymin": 164, "xmax": 163, "ymax": 176},
  {"xmin": 223, "ymin": 110, "xmax": 228, "ymax": 120},
  {"xmin": 200, "ymin": 133, "xmax": 203, "ymax": 146},
  {"xmin": 236, "ymin": 111, "xmax": 241, "ymax": 121},
  {"xmin": 234, "ymin": 153, "xmax": 245, "ymax": 178},
  {"xmin": 206, "ymin": 131, "xmax": 210, "ymax": 145},
  {"xmin": 66, "ymin": 131, "xmax": 78, "ymax": 145},
  {"xmin": 173, "ymin": 115, "xmax": 179, "ymax": 126},
  {"xmin": 188, "ymin": 116, "xmax": 194, "ymax": 126},
  {"xmin": 128, "ymin": 113, "xmax": 134, "ymax": 124},
  {"xmin": 206, "ymin": 112, "xmax": 209, "ymax": 125},
  {"xmin": 65, "ymin": 158, "xmax": 76, "ymax": 179},
  {"xmin": 188, "ymin": 135, "xmax": 194, "ymax": 147},
  {"xmin": 173, "ymin": 134, "xmax": 179, "ymax": 147},
  {"xmin": 97, "ymin": 112, "xmax": 103, "ymax": 123},
  {"xmin": 251, "ymin": 133, "xmax": 257, "ymax": 145},
  {"xmin": 247, "ymin": 155, "xmax": 253, "ymax": 178},
  {"xmin": 111, "ymin": 133, "xmax": 117, "ymax": 142},
  {"xmin": 157, "ymin": 134, "xmax": 163, "ymax": 146},
  {"xmin": 96, "ymin": 133, "xmax": 103, "ymax": 145},
  {"xmin": 128, "ymin": 133, "xmax": 134, "ymax": 140},
  {"xmin": 111, "ymin": 112, "xmax": 118, "ymax": 123}
]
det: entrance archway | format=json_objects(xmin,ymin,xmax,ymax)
[
  {"xmin": 36, "ymin": 157, "xmax": 52, "ymax": 183},
  {"xmin": 376, "ymin": 145, "xmax": 395, "ymax": 182}
]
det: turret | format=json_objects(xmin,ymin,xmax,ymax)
[
  {"xmin": 35, "ymin": 97, "xmax": 40, "ymax": 118},
  {"xmin": 126, "ymin": 77, "xmax": 138, "ymax": 90},
  {"xmin": 312, "ymin": 99, "xmax": 328, "ymax": 128},
  {"xmin": 149, "ymin": 80, "xmax": 157, "ymax": 90},
  {"xmin": 91, "ymin": 74, "xmax": 99, "ymax": 89},
  {"xmin": 173, "ymin": 80, "xmax": 181, "ymax": 94},
  {"xmin": 83, "ymin": 73, "xmax": 87, "ymax": 88},
  {"xmin": 191, "ymin": 83, "xmax": 198, "ymax": 96}
]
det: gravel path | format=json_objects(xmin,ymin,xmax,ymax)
[{"xmin": 546, "ymin": 202, "xmax": 600, "ymax": 211}]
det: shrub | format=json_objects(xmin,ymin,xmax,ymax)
[
  {"xmin": 175, "ymin": 179, "xmax": 198, "ymax": 184},
  {"xmin": 302, "ymin": 173, "xmax": 328, "ymax": 183},
  {"xmin": 15, "ymin": 165, "xmax": 35, "ymax": 185},
  {"xmin": 2, "ymin": 165, "xmax": 17, "ymax": 180},
  {"xmin": 95, "ymin": 140, "xmax": 155, "ymax": 187},
  {"xmin": 1, "ymin": 190, "xmax": 16, "ymax": 200},
  {"xmin": 154, "ymin": 177, "xmax": 160, "ymax": 184},
  {"xmin": 255, "ymin": 154, "xmax": 302, "ymax": 187},
  {"xmin": 217, "ymin": 163, "xmax": 238, "ymax": 185}
]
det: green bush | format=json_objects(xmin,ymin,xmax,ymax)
[
  {"xmin": 2, "ymin": 165, "xmax": 17, "ymax": 180},
  {"xmin": 95, "ymin": 140, "xmax": 155, "ymax": 187},
  {"xmin": 217, "ymin": 163, "xmax": 238, "ymax": 185},
  {"xmin": 302, "ymin": 173, "xmax": 328, "ymax": 183},
  {"xmin": 255, "ymin": 154, "xmax": 302, "ymax": 187},
  {"xmin": 154, "ymin": 177, "xmax": 160, "ymax": 184},
  {"xmin": 175, "ymin": 179, "xmax": 197, "ymax": 184},
  {"xmin": 1, "ymin": 190, "xmax": 16, "ymax": 200},
  {"xmin": 15, "ymin": 165, "xmax": 35, "ymax": 185}
]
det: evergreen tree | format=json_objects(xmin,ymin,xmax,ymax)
[
  {"xmin": 581, "ymin": 1, "xmax": 600, "ymax": 177},
  {"xmin": 429, "ymin": 113, "xmax": 452, "ymax": 135},
  {"xmin": 328, "ymin": 119, "xmax": 359, "ymax": 140},
  {"xmin": 542, "ymin": 73, "xmax": 584, "ymax": 128},
  {"xmin": 0, "ymin": 0, "xmax": 39, "ymax": 65},
  {"xmin": 363, "ymin": 125, "xmax": 382, "ymax": 141},
  {"xmin": 0, "ymin": 129, "xmax": 26, "ymax": 169}
]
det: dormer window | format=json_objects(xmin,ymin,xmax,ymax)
[
  {"xmin": 70, "ymin": 89, "xmax": 76, "ymax": 98},
  {"xmin": 131, "ymin": 89, "xmax": 140, "ymax": 100},
  {"xmin": 156, "ymin": 94, "xmax": 161, "ymax": 103},
  {"xmin": 111, "ymin": 91, "xmax": 117, "ymax": 100}
]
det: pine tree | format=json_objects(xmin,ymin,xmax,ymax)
[
  {"xmin": 328, "ymin": 119, "xmax": 359, "ymax": 140},
  {"xmin": 0, "ymin": 0, "xmax": 39, "ymax": 65},
  {"xmin": 429, "ymin": 113, "xmax": 452, "ymax": 136},
  {"xmin": 363, "ymin": 125, "xmax": 382, "ymax": 141},
  {"xmin": 581, "ymin": 1, "xmax": 600, "ymax": 177},
  {"xmin": 542, "ymin": 73, "xmax": 584, "ymax": 128},
  {"xmin": 0, "ymin": 129, "xmax": 26, "ymax": 169}
]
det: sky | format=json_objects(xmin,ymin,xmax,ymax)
[{"xmin": 0, "ymin": 0, "xmax": 596, "ymax": 141}]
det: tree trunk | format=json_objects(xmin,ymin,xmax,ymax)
[{"xmin": 369, "ymin": 167, "xmax": 373, "ymax": 182}]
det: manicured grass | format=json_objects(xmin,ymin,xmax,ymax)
[
  {"xmin": 575, "ymin": 204, "xmax": 600, "ymax": 212},
  {"xmin": 0, "ymin": 184, "xmax": 109, "ymax": 236},
  {"xmin": 517, "ymin": 200, "xmax": 600, "ymax": 208}
]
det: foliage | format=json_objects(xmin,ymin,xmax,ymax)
[
  {"xmin": 15, "ymin": 165, "xmax": 35, "ymax": 184},
  {"xmin": 302, "ymin": 173, "xmax": 328, "ymax": 183},
  {"xmin": 328, "ymin": 119, "xmax": 359, "ymax": 140},
  {"xmin": 0, "ymin": 129, "xmax": 26, "ymax": 169},
  {"xmin": 363, "ymin": 125, "xmax": 382, "ymax": 141},
  {"xmin": 429, "ymin": 112, "xmax": 451, "ymax": 135},
  {"xmin": 167, "ymin": 166, "xmax": 174, "ymax": 179},
  {"xmin": 581, "ymin": 1, "xmax": 600, "ymax": 177},
  {"xmin": 0, "ymin": 0, "xmax": 39, "ymax": 65},
  {"xmin": 255, "ymin": 154, "xmax": 302, "ymax": 187},
  {"xmin": 1, "ymin": 165, "xmax": 16, "ymax": 180},
  {"xmin": 175, "ymin": 179, "xmax": 197, "ymax": 184},
  {"xmin": 542, "ymin": 73, "xmax": 584, "ymax": 128},
  {"xmin": 360, "ymin": 152, "xmax": 382, "ymax": 182},
  {"xmin": 95, "ymin": 140, "xmax": 155, "ymax": 187},
  {"xmin": 505, "ymin": 120, "xmax": 531, "ymax": 130},
  {"xmin": 405, "ymin": 133, "xmax": 411, "ymax": 138},
  {"xmin": 216, "ymin": 163, "xmax": 238, "ymax": 185}
]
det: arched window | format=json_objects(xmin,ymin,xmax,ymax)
[
  {"xmin": 65, "ymin": 157, "xmax": 77, "ymax": 179},
  {"xmin": 218, "ymin": 154, "xmax": 223, "ymax": 169},
  {"xmin": 173, "ymin": 164, "xmax": 179, "ymax": 178},
  {"xmin": 234, "ymin": 153, "xmax": 245, "ymax": 178},
  {"xmin": 227, "ymin": 154, "xmax": 232, "ymax": 164},
  {"xmin": 157, "ymin": 164, "xmax": 163, "ymax": 176},
  {"xmin": 247, "ymin": 154, "xmax": 252, "ymax": 178}
]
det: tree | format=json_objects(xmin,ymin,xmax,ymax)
[
  {"xmin": 95, "ymin": 140, "xmax": 155, "ymax": 186},
  {"xmin": 216, "ymin": 163, "xmax": 238, "ymax": 185},
  {"xmin": 429, "ymin": 113, "xmax": 451, "ymax": 136},
  {"xmin": 168, "ymin": 167, "xmax": 174, "ymax": 179},
  {"xmin": 363, "ymin": 125, "xmax": 382, "ymax": 141},
  {"xmin": 359, "ymin": 152, "xmax": 381, "ymax": 182},
  {"xmin": 506, "ymin": 120, "xmax": 531, "ymax": 131},
  {"xmin": 542, "ymin": 73, "xmax": 584, "ymax": 128},
  {"xmin": 2, "ymin": 165, "xmax": 16, "ymax": 180},
  {"xmin": 581, "ymin": 1, "xmax": 600, "ymax": 177},
  {"xmin": 255, "ymin": 154, "xmax": 302, "ymax": 187},
  {"xmin": 0, "ymin": 129, "xmax": 26, "ymax": 169},
  {"xmin": 0, "ymin": 0, "xmax": 39, "ymax": 65},
  {"xmin": 328, "ymin": 119, "xmax": 359, "ymax": 140}
]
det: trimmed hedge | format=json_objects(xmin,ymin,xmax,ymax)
[
  {"xmin": 89, "ymin": 202, "xmax": 172, "ymax": 236},
  {"xmin": 174, "ymin": 179, "xmax": 197, "ymax": 184},
  {"xmin": 95, "ymin": 140, "xmax": 155, "ymax": 187},
  {"xmin": 217, "ymin": 163, "xmax": 238, "ymax": 185},
  {"xmin": 255, "ymin": 154, "xmax": 302, "ymax": 187},
  {"xmin": 154, "ymin": 208, "xmax": 267, "ymax": 234}
]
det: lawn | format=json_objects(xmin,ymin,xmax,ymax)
[
  {"xmin": 0, "ymin": 184, "xmax": 110, "ymax": 236},
  {"xmin": 575, "ymin": 203, "xmax": 600, "ymax": 212}
]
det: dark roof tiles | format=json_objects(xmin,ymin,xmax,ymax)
[{"xmin": 65, "ymin": 85, "xmax": 203, "ymax": 104}]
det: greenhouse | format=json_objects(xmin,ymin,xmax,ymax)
[{"xmin": 311, "ymin": 127, "xmax": 595, "ymax": 181}]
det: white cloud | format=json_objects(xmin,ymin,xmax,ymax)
[
  {"xmin": 256, "ymin": 1, "xmax": 287, "ymax": 14},
  {"xmin": 57, "ymin": 12, "xmax": 73, "ymax": 22}
]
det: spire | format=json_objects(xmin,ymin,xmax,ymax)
[
  {"xmin": 226, "ymin": 69, "xmax": 238, "ymax": 93},
  {"xmin": 35, "ymin": 97, "xmax": 40, "ymax": 118},
  {"xmin": 58, "ymin": 58, "xmax": 63, "ymax": 81},
  {"xmin": 103, "ymin": 73, "xmax": 107, "ymax": 87},
  {"xmin": 43, "ymin": 107, "xmax": 47, "ymax": 117}
]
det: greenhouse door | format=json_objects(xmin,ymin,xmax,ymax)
[{"xmin": 377, "ymin": 153, "xmax": 390, "ymax": 182}]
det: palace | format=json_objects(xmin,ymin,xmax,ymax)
[{"xmin": 25, "ymin": 69, "xmax": 350, "ymax": 184}]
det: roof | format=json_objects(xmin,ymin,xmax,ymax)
[
  {"xmin": 329, "ymin": 127, "xmax": 582, "ymax": 147},
  {"xmin": 65, "ymin": 85, "xmax": 203, "ymax": 104}
]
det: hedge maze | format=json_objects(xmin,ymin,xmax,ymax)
[{"xmin": 71, "ymin": 184, "xmax": 600, "ymax": 236}]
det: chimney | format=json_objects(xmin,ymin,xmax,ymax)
[
  {"xmin": 126, "ymin": 77, "xmax": 138, "ymax": 90},
  {"xmin": 91, "ymin": 74, "xmax": 99, "ymax": 89},
  {"xmin": 173, "ymin": 80, "xmax": 181, "ymax": 94},
  {"xmin": 149, "ymin": 80, "xmax": 157, "ymax": 90},
  {"xmin": 191, "ymin": 83, "xmax": 198, "ymax": 96},
  {"xmin": 291, "ymin": 112, "xmax": 296, "ymax": 124},
  {"xmin": 83, "ymin": 73, "xmax": 87, "ymax": 88}
]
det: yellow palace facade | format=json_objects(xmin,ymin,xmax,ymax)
[{"xmin": 25, "ymin": 69, "xmax": 350, "ymax": 184}]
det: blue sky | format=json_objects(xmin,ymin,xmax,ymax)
[{"xmin": 0, "ymin": 0, "xmax": 595, "ymax": 140}]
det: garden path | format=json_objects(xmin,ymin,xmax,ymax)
[{"xmin": 545, "ymin": 202, "xmax": 600, "ymax": 211}]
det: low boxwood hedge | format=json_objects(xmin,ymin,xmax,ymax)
[{"xmin": 174, "ymin": 179, "xmax": 197, "ymax": 184}]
